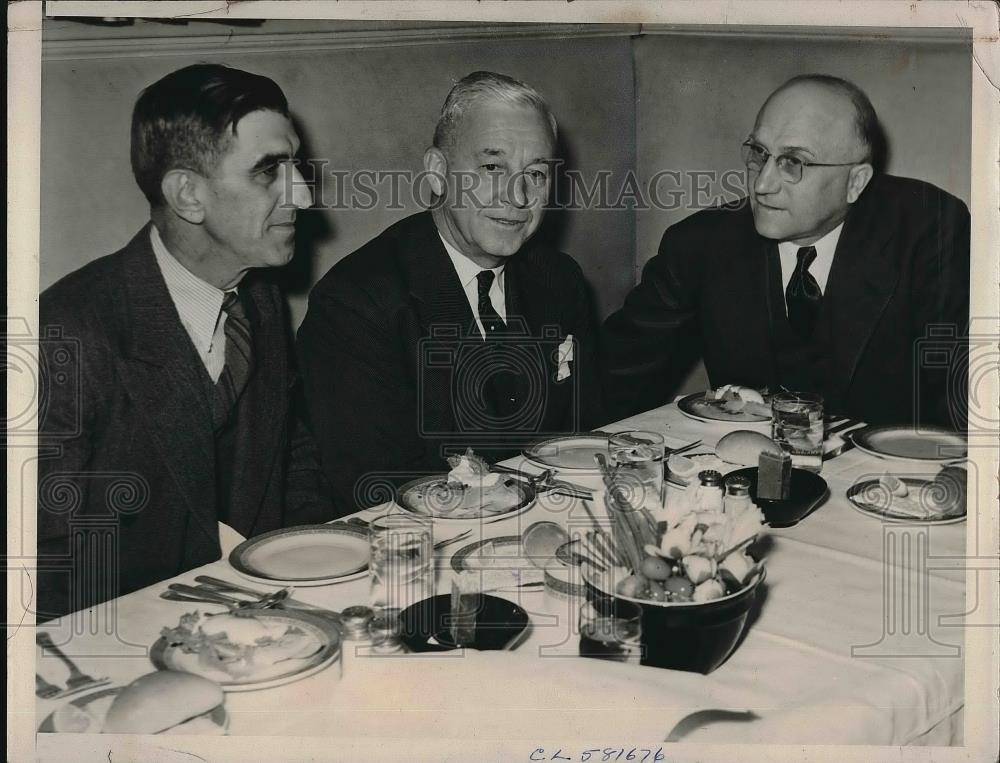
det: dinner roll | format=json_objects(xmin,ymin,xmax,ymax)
[
  {"xmin": 716, "ymin": 430, "xmax": 783, "ymax": 467},
  {"xmin": 102, "ymin": 671, "xmax": 223, "ymax": 734}
]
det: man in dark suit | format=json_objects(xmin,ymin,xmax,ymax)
[
  {"xmin": 298, "ymin": 71, "xmax": 604, "ymax": 513},
  {"xmin": 603, "ymin": 74, "xmax": 969, "ymax": 429},
  {"xmin": 37, "ymin": 64, "xmax": 334, "ymax": 621}
]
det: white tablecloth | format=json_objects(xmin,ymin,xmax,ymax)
[{"xmin": 34, "ymin": 403, "xmax": 967, "ymax": 747}]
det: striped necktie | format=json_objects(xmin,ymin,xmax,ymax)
[{"xmin": 213, "ymin": 290, "xmax": 253, "ymax": 426}]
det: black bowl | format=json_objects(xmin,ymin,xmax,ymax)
[
  {"xmin": 399, "ymin": 594, "xmax": 530, "ymax": 652},
  {"xmin": 728, "ymin": 466, "xmax": 829, "ymax": 528},
  {"xmin": 583, "ymin": 567, "xmax": 765, "ymax": 674}
]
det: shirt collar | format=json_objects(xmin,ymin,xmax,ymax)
[
  {"xmin": 438, "ymin": 232, "xmax": 505, "ymax": 289},
  {"xmin": 150, "ymin": 224, "xmax": 228, "ymax": 348},
  {"xmin": 777, "ymin": 222, "xmax": 844, "ymax": 264}
]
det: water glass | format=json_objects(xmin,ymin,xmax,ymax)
[
  {"xmin": 578, "ymin": 597, "xmax": 643, "ymax": 664},
  {"xmin": 771, "ymin": 392, "xmax": 824, "ymax": 472},
  {"xmin": 369, "ymin": 513, "xmax": 434, "ymax": 613},
  {"xmin": 608, "ymin": 430, "xmax": 665, "ymax": 509}
]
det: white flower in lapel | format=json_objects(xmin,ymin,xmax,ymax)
[{"xmin": 556, "ymin": 334, "xmax": 574, "ymax": 381}]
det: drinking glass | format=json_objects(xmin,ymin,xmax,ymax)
[
  {"xmin": 578, "ymin": 596, "xmax": 643, "ymax": 664},
  {"xmin": 771, "ymin": 392, "xmax": 824, "ymax": 472},
  {"xmin": 608, "ymin": 430, "xmax": 665, "ymax": 509},
  {"xmin": 368, "ymin": 514, "xmax": 434, "ymax": 615}
]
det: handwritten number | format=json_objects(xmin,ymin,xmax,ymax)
[
  {"xmin": 639, "ymin": 750, "xmax": 651, "ymax": 763},
  {"xmin": 654, "ymin": 749, "xmax": 665, "ymax": 762},
  {"xmin": 626, "ymin": 750, "xmax": 637, "ymax": 761}
]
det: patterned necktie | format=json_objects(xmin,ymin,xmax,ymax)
[
  {"xmin": 214, "ymin": 290, "xmax": 253, "ymax": 425},
  {"xmin": 476, "ymin": 270, "xmax": 506, "ymax": 337},
  {"xmin": 786, "ymin": 246, "xmax": 822, "ymax": 339}
]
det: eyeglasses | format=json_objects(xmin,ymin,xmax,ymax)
[{"xmin": 741, "ymin": 140, "xmax": 862, "ymax": 184}]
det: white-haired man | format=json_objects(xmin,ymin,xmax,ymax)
[{"xmin": 299, "ymin": 71, "xmax": 605, "ymax": 513}]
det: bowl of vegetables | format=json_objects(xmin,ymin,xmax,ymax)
[{"xmin": 583, "ymin": 459, "xmax": 768, "ymax": 674}]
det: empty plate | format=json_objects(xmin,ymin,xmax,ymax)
[
  {"xmin": 849, "ymin": 426, "xmax": 967, "ymax": 463},
  {"xmin": 228, "ymin": 524, "xmax": 369, "ymax": 586},
  {"xmin": 523, "ymin": 434, "xmax": 609, "ymax": 471}
]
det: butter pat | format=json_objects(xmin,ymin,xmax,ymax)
[{"xmin": 758, "ymin": 450, "xmax": 791, "ymax": 500}]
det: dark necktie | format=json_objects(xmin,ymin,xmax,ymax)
[
  {"xmin": 786, "ymin": 246, "xmax": 822, "ymax": 339},
  {"xmin": 214, "ymin": 290, "xmax": 253, "ymax": 425},
  {"xmin": 476, "ymin": 269, "xmax": 506, "ymax": 336}
]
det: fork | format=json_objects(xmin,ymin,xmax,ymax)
[{"xmin": 36, "ymin": 632, "xmax": 106, "ymax": 692}]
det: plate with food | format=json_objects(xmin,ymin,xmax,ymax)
[
  {"xmin": 849, "ymin": 425, "xmax": 967, "ymax": 463},
  {"xmin": 397, "ymin": 450, "xmax": 535, "ymax": 521},
  {"xmin": 228, "ymin": 524, "xmax": 369, "ymax": 587},
  {"xmin": 39, "ymin": 672, "xmax": 227, "ymax": 734},
  {"xmin": 846, "ymin": 467, "xmax": 967, "ymax": 524},
  {"xmin": 522, "ymin": 434, "xmax": 609, "ymax": 471},
  {"xmin": 677, "ymin": 386, "xmax": 771, "ymax": 423},
  {"xmin": 152, "ymin": 609, "xmax": 341, "ymax": 691}
]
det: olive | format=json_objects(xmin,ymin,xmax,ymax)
[
  {"xmin": 664, "ymin": 576, "xmax": 694, "ymax": 598},
  {"xmin": 646, "ymin": 580, "xmax": 669, "ymax": 602},
  {"xmin": 640, "ymin": 556, "xmax": 672, "ymax": 581}
]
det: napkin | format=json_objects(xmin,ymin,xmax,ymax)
[{"xmin": 556, "ymin": 334, "xmax": 574, "ymax": 381}]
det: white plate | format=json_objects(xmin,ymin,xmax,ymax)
[
  {"xmin": 677, "ymin": 392, "xmax": 771, "ymax": 423},
  {"xmin": 397, "ymin": 475, "xmax": 535, "ymax": 521},
  {"xmin": 39, "ymin": 686, "xmax": 229, "ymax": 734},
  {"xmin": 849, "ymin": 426, "xmax": 967, "ymax": 463},
  {"xmin": 846, "ymin": 477, "xmax": 966, "ymax": 524},
  {"xmin": 151, "ymin": 609, "xmax": 341, "ymax": 692},
  {"xmin": 227, "ymin": 524, "xmax": 368, "ymax": 586},
  {"xmin": 523, "ymin": 434, "xmax": 609, "ymax": 471}
]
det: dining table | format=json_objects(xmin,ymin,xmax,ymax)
[{"xmin": 32, "ymin": 400, "xmax": 969, "ymax": 754}]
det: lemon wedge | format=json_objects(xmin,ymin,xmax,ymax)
[
  {"xmin": 878, "ymin": 474, "xmax": 909, "ymax": 498},
  {"xmin": 668, "ymin": 453, "xmax": 700, "ymax": 479}
]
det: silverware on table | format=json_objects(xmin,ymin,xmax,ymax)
[
  {"xmin": 35, "ymin": 673, "xmax": 62, "ymax": 699},
  {"xmin": 189, "ymin": 577, "xmax": 344, "ymax": 622},
  {"xmin": 664, "ymin": 439, "xmax": 702, "ymax": 456},
  {"xmin": 665, "ymin": 709, "xmax": 760, "ymax": 742},
  {"xmin": 36, "ymin": 632, "xmax": 108, "ymax": 693},
  {"xmin": 433, "ymin": 530, "xmax": 472, "ymax": 551}
]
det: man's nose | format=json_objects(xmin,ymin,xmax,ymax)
[
  {"xmin": 285, "ymin": 163, "xmax": 313, "ymax": 209},
  {"xmin": 752, "ymin": 155, "xmax": 782, "ymax": 196},
  {"xmin": 502, "ymin": 171, "xmax": 530, "ymax": 209}
]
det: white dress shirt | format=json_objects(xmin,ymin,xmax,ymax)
[
  {"xmin": 439, "ymin": 233, "xmax": 507, "ymax": 339},
  {"xmin": 150, "ymin": 225, "xmax": 229, "ymax": 382},
  {"xmin": 777, "ymin": 222, "xmax": 844, "ymax": 314}
]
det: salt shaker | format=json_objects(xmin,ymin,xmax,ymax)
[
  {"xmin": 339, "ymin": 605, "xmax": 375, "ymax": 641},
  {"xmin": 724, "ymin": 475, "xmax": 752, "ymax": 513},
  {"xmin": 696, "ymin": 470, "xmax": 724, "ymax": 511},
  {"xmin": 369, "ymin": 608, "xmax": 404, "ymax": 654}
]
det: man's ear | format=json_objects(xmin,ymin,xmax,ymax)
[
  {"xmin": 160, "ymin": 169, "xmax": 206, "ymax": 224},
  {"xmin": 423, "ymin": 147, "xmax": 447, "ymax": 198},
  {"xmin": 846, "ymin": 163, "xmax": 874, "ymax": 204}
]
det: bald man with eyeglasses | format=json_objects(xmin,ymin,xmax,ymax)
[{"xmin": 602, "ymin": 74, "xmax": 970, "ymax": 430}]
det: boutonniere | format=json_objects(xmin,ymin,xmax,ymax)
[{"xmin": 556, "ymin": 334, "xmax": 574, "ymax": 381}]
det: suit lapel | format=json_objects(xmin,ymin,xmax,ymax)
[
  {"xmin": 824, "ymin": 189, "xmax": 899, "ymax": 395},
  {"xmin": 115, "ymin": 226, "xmax": 219, "ymax": 556}
]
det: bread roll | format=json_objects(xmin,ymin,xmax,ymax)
[
  {"xmin": 716, "ymin": 430, "xmax": 783, "ymax": 467},
  {"xmin": 102, "ymin": 671, "xmax": 223, "ymax": 734}
]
